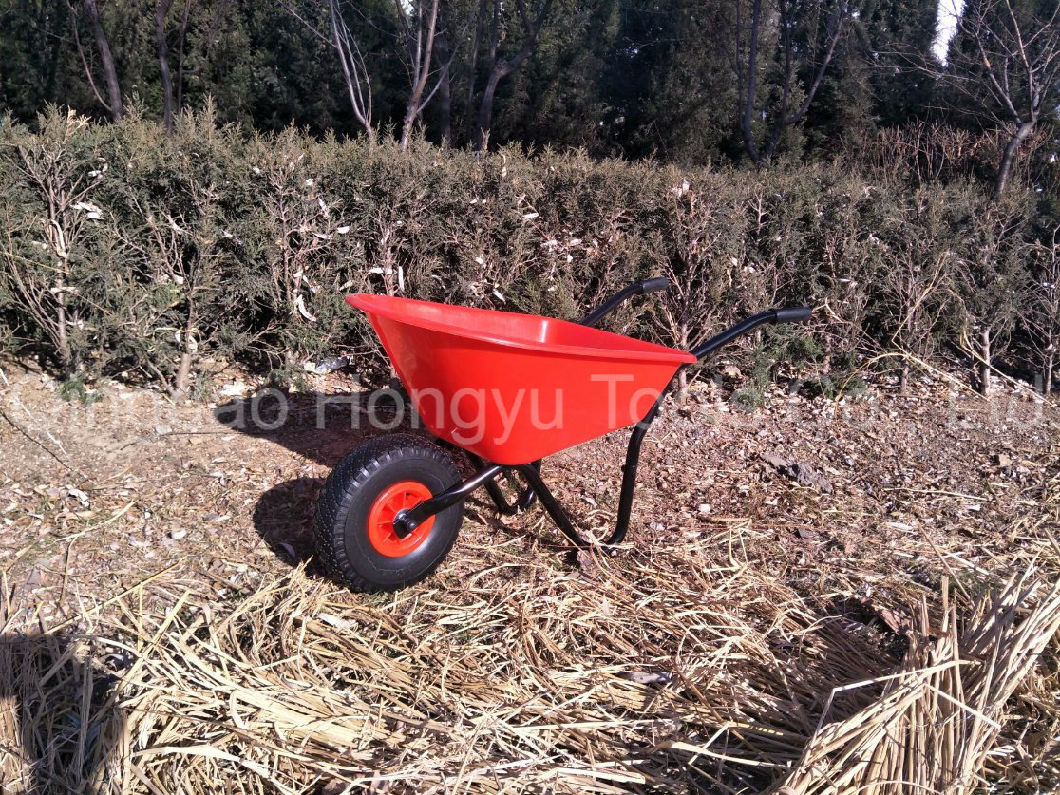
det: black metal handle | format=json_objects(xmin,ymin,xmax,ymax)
[
  {"xmin": 638, "ymin": 276, "xmax": 670, "ymax": 294},
  {"xmin": 691, "ymin": 306, "xmax": 813, "ymax": 360},
  {"xmin": 581, "ymin": 276, "xmax": 670, "ymax": 327},
  {"xmin": 775, "ymin": 306, "xmax": 812, "ymax": 323}
]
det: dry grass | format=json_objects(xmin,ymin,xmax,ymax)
[
  {"xmin": 779, "ymin": 571, "xmax": 1060, "ymax": 794},
  {"xmin": 1, "ymin": 367, "xmax": 1058, "ymax": 792},
  {"xmin": 0, "ymin": 524, "xmax": 1055, "ymax": 794}
]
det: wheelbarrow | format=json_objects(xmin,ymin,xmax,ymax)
[{"xmin": 315, "ymin": 278, "xmax": 811, "ymax": 592}]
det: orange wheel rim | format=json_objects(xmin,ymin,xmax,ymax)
[{"xmin": 367, "ymin": 481, "xmax": 435, "ymax": 557}]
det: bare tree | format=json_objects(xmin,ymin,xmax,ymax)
[
  {"xmin": 952, "ymin": 201, "xmax": 1028, "ymax": 395},
  {"xmin": 735, "ymin": 0, "xmax": 853, "ymax": 165},
  {"xmin": 248, "ymin": 131, "xmax": 360, "ymax": 366},
  {"xmin": 69, "ymin": 0, "xmax": 123, "ymax": 121},
  {"xmin": 877, "ymin": 195, "xmax": 956, "ymax": 393},
  {"xmin": 0, "ymin": 113, "xmax": 102, "ymax": 377},
  {"xmin": 473, "ymin": 0, "xmax": 554, "ymax": 150},
  {"xmin": 434, "ymin": 29, "xmax": 454, "ymax": 145},
  {"xmin": 330, "ymin": 0, "xmax": 374, "ymax": 142},
  {"xmin": 394, "ymin": 0, "xmax": 442, "ymax": 150},
  {"xmin": 113, "ymin": 152, "xmax": 228, "ymax": 398},
  {"xmin": 394, "ymin": 2, "xmax": 470, "ymax": 149},
  {"xmin": 281, "ymin": 0, "xmax": 375, "ymax": 142},
  {"xmin": 655, "ymin": 182, "xmax": 752, "ymax": 402},
  {"xmin": 945, "ymin": 0, "xmax": 1060, "ymax": 197}
]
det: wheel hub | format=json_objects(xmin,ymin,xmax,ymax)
[{"xmin": 367, "ymin": 481, "xmax": 435, "ymax": 557}]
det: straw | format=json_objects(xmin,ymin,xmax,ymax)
[{"xmin": 0, "ymin": 518, "xmax": 1055, "ymax": 792}]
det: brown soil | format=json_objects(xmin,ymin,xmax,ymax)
[
  {"xmin": 1, "ymin": 358, "xmax": 1058, "ymax": 791},
  {"xmin": 1, "ymin": 358, "xmax": 1055, "ymax": 625}
]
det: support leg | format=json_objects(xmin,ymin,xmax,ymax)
[
  {"xmin": 516, "ymin": 464, "xmax": 592, "ymax": 548},
  {"xmin": 483, "ymin": 477, "xmax": 538, "ymax": 515},
  {"xmin": 395, "ymin": 389, "xmax": 667, "ymax": 546},
  {"xmin": 516, "ymin": 391, "xmax": 667, "ymax": 549}
]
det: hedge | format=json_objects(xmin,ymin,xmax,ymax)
[{"xmin": 1, "ymin": 105, "xmax": 1056, "ymax": 398}]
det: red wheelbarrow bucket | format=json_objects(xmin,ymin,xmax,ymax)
[
  {"xmin": 316, "ymin": 279, "xmax": 811, "ymax": 592},
  {"xmin": 348, "ymin": 293, "xmax": 696, "ymax": 464}
]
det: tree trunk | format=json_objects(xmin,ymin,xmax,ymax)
[
  {"xmin": 1045, "ymin": 349, "xmax": 1054, "ymax": 396},
  {"xmin": 462, "ymin": 0, "xmax": 486, "ymax": 144},
  {"xmin": 473, "ymin": 0, "xmax": 552, "ymax": 150},
  {"xmin": 438, "ymin": 63, "xmax": 452, "ymax": 146},
  {"xmin": 994, "ymin": 122, "xmax": 1034, "ymax": 198},
  {"xmin": 44, "ymin": 2, "xmax": 69, "ymax": 99},
  {"xmin": 435, "ymin": 33, "xmax": 452, "ymax": 146},
  {"xmin": 676, "ymin": 323, "xmax": 690, "ymax": 405},
  {"xmin": 174, "ymin": 314, "xmax": 195, "ymax": 398},
  {"xmin": 398, "ymin": 0, "xmax": 440, "ymax": 152},
  {"xmin": 56, "ymin": 278, "xmax": 71, "ymax": 377},
  {"xmin": 738, "ymin": 0, "xmax": 846, "ymax": 167},
  {"xmin": 739, "ymin": 0, "xmax": 764, "ymax": 164},
  {"xmin": 475, "ymin": 67, "xmax": 505, "ymax": 150},
  {"xmin": 979, "ymin": 325, "xmax": 992, "ymax": 396},
  {"xmin": 82, "ymin": 0, "xmax": 122, "ymax": 121},
  {"xmin": 400, "ymin": 111, "xmax": 416, "ymax": 151},
  {"xmin": 329, "ymin": 0, "xmax": 374, "ymax": 144},
  {"xmin": 174, "ymin": 350, "xmax": 193, "ymax": 397},
  {"xmin": 176, "ymin": 0, "xmax": 192, "ymax": 109},
  {"xmin": 156, "ymin": 0, "xmax": 177, "ymax": 132}
]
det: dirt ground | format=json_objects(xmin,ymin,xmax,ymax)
[
  {"xmin": 0, "ymin": 358, "xmax": 1058, "ymax": 791},
  {"xmin": 0, "ymin": 358, "xmax": 1055, "ymax": 625}
]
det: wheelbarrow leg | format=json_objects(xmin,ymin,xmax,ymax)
[
  {"xmin": 514, "ymin": 464, "xmax": 592, "ymax": 548},
  {"xmin": 481, "ymin": 462, "xmax": 539, "ymax": 515},
  {"xmin": 483, "ymin": 475, "xmax": 537, "ymax": 515},
  {"xmin": 515, "ymin": 389, "xmax": 668, "ymax": 549},
  {"xmin": 610, "ymin": 394, "xmax": 664, "ymax": 545},
  {"xmin": 394, "ymin": 382, "xmax": 670, "ymax": 547}
]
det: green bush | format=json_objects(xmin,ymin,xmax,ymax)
[
  {"xmin": 0, "ymin": 109, "xmax": 113, "ymax": 376},
  {"xmin": 92, "ymin": 106, "xmax": 258, "ymax": 396},
  {"xmin": 731, "ymin": 386, "xmax": 767, "ymax": 411},
  {"xmin": 0, "ymin": 107, "xmax": 1054, "ymax": 397}
]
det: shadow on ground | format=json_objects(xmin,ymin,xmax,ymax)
[
  {"xmin": 213, "ymin": 388, "xmax": 408, "ymax": 468},
  {"xmin": 0, "ymin": 632, "xmax": 127, "ymax": 793},
  {"xmin": 252, "ymin": 477, "xmax": 327, "ymax": 570}
]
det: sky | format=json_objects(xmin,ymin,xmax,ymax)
[{"xmin": 933, "ymin": 0, "xmax": 966, "ymax": 64}]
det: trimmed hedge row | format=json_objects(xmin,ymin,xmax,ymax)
[{"xmin": 0, "ymin": 106, "xmax": 1056, "ymax": 397}]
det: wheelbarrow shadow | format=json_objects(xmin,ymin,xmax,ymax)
[
  {"xmin": 252, "ymin": 476, "xmax": 327, "ymax": 571},
  {"xmin": 0, "ymin": 631, "xmax": 127, "ymax": 793},
  {"xmin": 213, "ymin": 388, "xmax": 403, "ymax": 470}
]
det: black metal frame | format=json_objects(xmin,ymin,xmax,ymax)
[{"xmin": 391, "ymin": 279, "xmax": 810, "ymax": 547}]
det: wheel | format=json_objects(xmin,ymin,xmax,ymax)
[{"xmin": 315, "ymin": 434, "xmax": 464, "ymax": 592}]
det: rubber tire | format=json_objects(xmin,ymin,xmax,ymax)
[{"xmin": 315, "ymin": 434, "xmax": 464, "ymax": 592}]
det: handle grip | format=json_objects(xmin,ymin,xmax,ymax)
[
  {"xmin": 581, "ymin": 276, "xmax": 670, "ymax": 326},
  {"xmin": 637, "ymin": 276, "xmax": 671, "ymax": 294},
  {"xmin": 692, "ymin": 305, "xmax": 812, "ymax": 359},
  {"xmin": 774, "ymin": 306, "xmax": 812, "ymax": 323}
]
